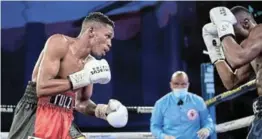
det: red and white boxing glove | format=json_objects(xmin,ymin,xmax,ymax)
[
  {"xmin": 68, "ymin": 57, "xmax": 111, "ymax": 90},
  {"xmin": 209, "ymin": 7, "xmax": 237, "ymax": 40},
  {"xmin": 95, "ymin": 99, "xmax": 128, "ymax": 128},
  {"xmin": 202, "ymin": 23, "xmax": 225, "ymax": 64}
]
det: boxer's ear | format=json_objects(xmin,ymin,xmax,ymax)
[
  {"xmin": 88, "ymin": 27, "xmax": 95, "ymax": 38},
  {"xmin": 242, "ymin": 18, "xmax": 250, "ymax": 29}
]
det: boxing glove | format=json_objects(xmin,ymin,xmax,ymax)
[
  {"xmin": 95, "ymin": 99, "xmax": 128, "ymax": 128},
  {"xmin": 202, "ymin": 23, "xmax": 225, "ymax": 64},
  {"xmin": 209, "ymin": 7, "xmax": 237, "ymax": 40},
  {"xmin": 68, "ymin": 58, "xmax": 111, "ymax": 90}
]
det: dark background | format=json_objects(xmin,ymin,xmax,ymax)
[{"xmin": 1, "ymin": 1, "xmax": 262, "ymax": 139}]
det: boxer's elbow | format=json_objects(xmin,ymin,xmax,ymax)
[
  {"xmin": 36, "ymin": 81, "xmax": 52, "ymax": 97},
  {"xmin": 222, "ymin": 81, "xmax": 235, "ymax": 90},
  {"xmin": 221, "ymin": 75, "xmax": 236, "ymax": 90},
  {"xmin": 229, "ymin": 58, "xmax": 243, "ymax": 69},
  {"xmin": 36, "ymin": 84, "xmax": 46, "ymax": 97}
]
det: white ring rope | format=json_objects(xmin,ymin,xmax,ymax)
[
  {"xmin": 0, "ymin": 115, "xmax": 255, "ymax": 139},
  {"xmin": 216, "ymin": 115, "xmax": 254, "ymax": 133},
  {"xmin": 0, "ymin": 81, "xmax": 256, "ymax": 138}
]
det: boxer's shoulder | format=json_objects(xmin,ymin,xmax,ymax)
[
  {"xmin": 45, "ymin": 34, "xmax": 70, "ymax": 56},
  {"xmin": 249, "ymin": 24, "xmax": 262, "ymax": 38}
]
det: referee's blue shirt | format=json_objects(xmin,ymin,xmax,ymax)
[{"xmin": 150, "ymin": 91, "xmax": 215, "ymax": 139}]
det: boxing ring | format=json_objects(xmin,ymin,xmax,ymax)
[
  {"xmin": 0, "ymin": 64, "xmax": 257, "ymax": 139},
  {"xmin": 89, "ymin": 78, "xmax": 256, "ymax": 139}
]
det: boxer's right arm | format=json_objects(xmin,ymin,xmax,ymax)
[
  {"xmin": 215, "ymin": 61, "xmax": 253, "ymax": 90},
  {"xmin": 36, "ymin": 34, "xmax": 71, "ymax": 97},
  {"xmin": 202, "ymin": 23, "xmax": 253, "ymax": 90}
]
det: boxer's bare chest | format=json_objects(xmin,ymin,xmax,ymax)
[
  {"xmin": 57, "ymin": 50, "xmax": 85, "ymax": 79},
  {"xmin": 250, "ymin": 43, "xmax": 262, "ymax": 95}
]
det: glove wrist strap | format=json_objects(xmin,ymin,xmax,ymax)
[
  {"xmin": 217, "ymin": 22, "xmax": 235, "ymax": 40},
  {"xmin": 95, "ymin": 104, "xmax": 108, "ymax": 120},
  {"xmin": 213, "ymin": 59, "xmax": 225, "ymax": 65}
]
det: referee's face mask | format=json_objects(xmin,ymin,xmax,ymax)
[{"xmin": 170, "ymin": 73, "xmax": 189, "ymax": 94}]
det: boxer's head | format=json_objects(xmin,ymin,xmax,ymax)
[
  {"xmin": 80, "ymin": 12, "xmax": 114, "ymax": 57},
  {"xmin": 170, "ymin": 71, "xmax": 189, "ymax": 92},
  {"xmin": 231, "ymin": 6, "xmax": 257, "ymax": 40}
]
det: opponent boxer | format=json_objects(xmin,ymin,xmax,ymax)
[
  {"xmin": 8, "ymin": 12, "xmax": 128, "ymax": 139},
  {"xmin": 202, "ymin": 6, "xmax": 262, "ymax": 138},
  {"xmin": 150, "ymin": 71, "xmax": 214, "ymax": 139}
]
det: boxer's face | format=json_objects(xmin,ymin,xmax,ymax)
[
  {"xmin": 170, "ymin": 75, "xmax": 189, "ymax": 90},
  {"xmin": 234, "ymin": 21, "xmax": 250, "ymax": 39},
  {"xmin": 234, "ymin": 13, "xmax": 253, "ymax": 39},
  {"xmin": 90, "ymin": 24, "xmax": 114, "ymax": 57}
]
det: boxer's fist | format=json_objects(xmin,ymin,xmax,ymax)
[
  {"xmin": 209, "ymin": 7, "xmax": 237, "ymax": 39},
  {"xmin": 106, "ymin": 99, "xmax": 128, "ymax": 128},
  {"xmin": 95, "ymin": 99, "xmax": 128, "ymax": 128},
  {"xmin": 202, "ymin": 23, "xmax": 225, "ymax": 64},
  {"xmin": 68, "ymin": 58, "xmax": 111, "ymax": 90}
]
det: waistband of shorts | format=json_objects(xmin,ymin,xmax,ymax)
[
  {"xmin": 37, "ymin": 102, "xmax": 74, "ymax": 112},
  {"xmin": 253, "ymin": 96, "xmax": 262, "ymax": 115},
  {"xmin": 20, "ymin": 81, "xmax": 38, "ymax": 104},
  {"xmin": 38, "ymin": 93, "xmax": 75, "ymax": 110}
]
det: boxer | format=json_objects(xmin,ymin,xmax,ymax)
[
  {"xmin": 8, "ymin": 12, "xmax": 128, "ymax": 139},
  {"xmin": 202, "ymin": 6, "xmax": 262, "ymax": 138}
]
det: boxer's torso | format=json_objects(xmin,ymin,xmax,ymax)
[
  {"xmin": 246, "ymin": 24, "xmax": 262, "ymax": 96},
  {"xmin": 31, "ymin": 34, "xmax": 87, "ymax": 109}
]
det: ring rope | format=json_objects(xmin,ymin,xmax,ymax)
[
  {"xmin": 0, "ymin": 81, "xmax": 256, "ymax": 139},
  {"xmin": 127, "ymin": 79, "xmax": 256, "ymax": 113},
  {"xmin": 216, "ymin": 115, "xmax": 254, "ymax": 133}
]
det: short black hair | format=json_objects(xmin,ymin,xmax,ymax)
[
  {"xmin": 231, "ymin": 6, "xmax": 256, "ymax": 23},
  {"xmin": 231, "ymin": 6, "xmax": 250, "ymax": 15},
  {"xmin": 82, "ymin": 12, "xmax": 114, "ymax": 28}
]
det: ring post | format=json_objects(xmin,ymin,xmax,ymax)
[{"xmin": 201, "ymin": 63, "xmax": 217, "ymax": 139}]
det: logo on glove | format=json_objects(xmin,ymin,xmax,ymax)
[
  {"xmin": 91, "ymin": 66, "xmax": 110, "ymax": 75},
  {"xmin": 219, "ymin": 7, "xmax": 227, "ymax": 16}
]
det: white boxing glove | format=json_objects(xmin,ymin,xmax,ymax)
[
  {"xmin": 209, "ymin": 7, "xmax": 237, "ymax": 39},
  {"xmin": 68, "ymin": 58, "xmax": 111, "ymax": 90},
  {"xmin": 95, "ymin": 99, "xmax": 128, "ymax": 128},
  {"xmin": 202, "ymin": 23, "xmax": 225, "ymax": 64}
]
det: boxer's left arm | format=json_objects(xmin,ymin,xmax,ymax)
[
  {"xmin": 222, "ymin": 26, "xmax": 262, "ymax": 69},
  {"xmin": 75, "ymin": 85, "xmax": 97, "ymax": 116},
  {"xmin": 209, "ymin": 7, "xmax": 262, "ymax": 69},
  {"xmin": 75, "ymin": 86, "xmax": 128, "ymax": 128}
]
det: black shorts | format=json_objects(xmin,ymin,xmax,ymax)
[
  {"xmin": 247, "ymin": 96, "xmax": 262, "ymax": 139},
  {"xmin": 8, "ymin": 81, "xmax": 85, "ymax": 139},
  {"xmin": 247, "ymin": 116, "xmax": 262, "ymax": 139}
]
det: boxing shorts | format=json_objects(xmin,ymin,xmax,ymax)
[
  {"xmin": 8, "ymin": 81, "xmax": 85, "ymax": 139},
  {"xmin": 247, "ymin": 96, "xmax": 262, "ymax": 139}
]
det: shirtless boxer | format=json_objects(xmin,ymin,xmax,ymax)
[
  {"xmin": 8, "ymin": 12, "xmax": 128, "ymax": 139},
  {"xmin": 202, "ymin": 6, "xmax": 262, "ymax": 138}
]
